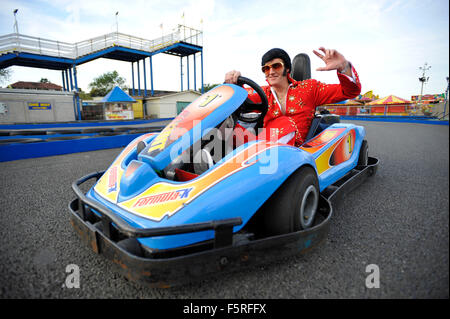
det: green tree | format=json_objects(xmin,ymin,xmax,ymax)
[
  {"xmin": 0, "ymin": 68, "xmax": 12, "ymax": 86},
  {"xmin": 200, "ymin": 83, "xmax": 220, "ymax": 93},
  {"xmin": 89, "ymin": 70, "xmax": 127, "ymax": 97},
  {"xmin": 78, "ymin": 88, "xmax": 92, "ymax": 100},
  {"xmin": 40, "ymin": 78, "xmax": 50, "ymax": 83}
]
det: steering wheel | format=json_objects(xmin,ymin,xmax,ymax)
[{"xmin": 235, "ymin": 76, "xmax": 269, "ymax": 126}]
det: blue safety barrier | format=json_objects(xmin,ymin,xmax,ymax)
[
  {"xmin": 341, "ymin": 115, "xmax": 449, "ymax": 125},
  {"xmin": 0, "ymin": 118, "xmax": 172, "ymax": 130},
  {"xmin": 0, "ymin": 133, "xmax": 146, "ymax": 162}
]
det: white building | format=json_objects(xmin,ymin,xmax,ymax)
[
  {"xmin": 0, "ymin": 88, "xmax": 75, "ymax": 123},
  {"xmin": 145, "ymin": 90, "xmax": 202, "ymax": 118}
]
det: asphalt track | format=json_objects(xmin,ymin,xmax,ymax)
[{"xmin": 0, "ymin": 120, "xmax": 448, "ymax": 298}]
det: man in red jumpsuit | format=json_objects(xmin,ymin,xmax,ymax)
[{"xmin": 225, "ymin": 47, "xmax": 361, "ymax": 146}]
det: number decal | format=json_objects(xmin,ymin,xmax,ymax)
[{"xmin": 199, "ymin": 94, "xmax": 219, "ymax": 107}]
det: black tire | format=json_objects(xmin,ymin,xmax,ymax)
[
  {"xmin": 81, "ymin": 128, "xmax": 113, "ymax": 134},
  {"xmin": 9, "ymin": 130, "xmax": 47, "ymax": 136},
  {"xmin": 95, "ymin": 132, "xmax": 123, "ymax": 136},
  {"xmin": 0, "ymin": 138, "xmax": 44, "ymax": 144},
  {"xmin": 128, "ymin": 127, "xmax": 162, "ymax": 134},
  {"xmin": 358, "ymin": 140, "xmax": 369, "ymax": 166},
  {"xmin": 260, "ymin": 166, "xmax": 319, "ymax": 236},
  {"xmin": 113, "ymin": 127, "xmax": 134, "ymax": 133},
  {"xmin": 46, "ymin": 129, "xmax": 83, "ymax": 135},
  {"xmin": 46, "ymin": 135, "xmax": 90, "ymax": 141}
]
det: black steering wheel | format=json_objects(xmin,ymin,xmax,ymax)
[{"xmin": 235, "ymin": 76, "xmax": 269, "ymax": 126}]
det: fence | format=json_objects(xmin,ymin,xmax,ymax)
[{"xmin": 318, "ymin": 104, "xmax": 435, "ymax": 116}]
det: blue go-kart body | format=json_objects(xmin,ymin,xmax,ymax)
[{"xmin": 69, "ymin": 79, "xmax": 378, "ymax": 287}]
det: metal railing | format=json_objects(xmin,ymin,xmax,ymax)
[{"xmin": 0, "ymin": 25, "xmax": 202, "ymax": 60}]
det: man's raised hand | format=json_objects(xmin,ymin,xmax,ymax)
[{"xmin": 313, "ymin": 47, "xmax": 348, "ymax": 73}]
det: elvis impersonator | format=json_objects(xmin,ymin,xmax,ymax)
[{"xmin": 224, "ymin": 47, "xmax": 361, "ymax": 146}]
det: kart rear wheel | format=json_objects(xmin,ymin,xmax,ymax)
[
  {"xmin": 358, "ymin": 140, "xmax": 369, "ymax": 166},
  {"xmin": 261, "ymin": 166, "xmax": 319, "ymax": 235}
]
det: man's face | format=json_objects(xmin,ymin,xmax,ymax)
[{"xmin": 262, "ymin": 58, "xmax": 288, "ymax": 87}]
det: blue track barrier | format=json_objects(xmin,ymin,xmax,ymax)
[
  {"xmin": 0, "ymin": 118, "xmax": 171, "ymax": 130},
  {"xmin": 0, "ymin": 119, "xmax": 170, "ymax": 162},
  {"xmin": 0, "ymin": 133, "xmax": 146, "ymax": 162},
  {"xmin": 341, "ymin": 115, "xmax": 449, "ymax": 125}
]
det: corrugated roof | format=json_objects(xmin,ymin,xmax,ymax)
[{"xmin": 10, "ymin": 81, "xmax": 63, "ymax": 91}]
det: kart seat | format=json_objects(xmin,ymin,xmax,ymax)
[
  {"xmin": 290, "ymin": 53, "xmax": 311, "ymax": 81},
  {"xmin": 290, "ymin": 54, "xmax": 343, "ymax": 144}
]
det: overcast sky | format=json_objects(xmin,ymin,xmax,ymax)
[{"xmin": 0, "ymin": 0, "xmax": 448, "ymax": 99}]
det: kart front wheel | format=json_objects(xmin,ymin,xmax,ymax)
[{"xmin": 261, "ymin": 166, "xmax": 319, "ymax": 235}]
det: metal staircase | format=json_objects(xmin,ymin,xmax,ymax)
[
  {"xmin": 0, "ymin": 25, "xmax": 202, "ymax": 62},
  {"xmin": 0, "ymin": 25, "xmax": 204, "ymax": 121}
]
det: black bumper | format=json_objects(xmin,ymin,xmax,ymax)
[{"xmin": 68, "ymin": 157, "xmax": 378, "ymax": 288}]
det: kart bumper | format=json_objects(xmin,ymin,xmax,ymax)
[{"xmin": 68, "ymin": 157, "xmax": 378, "ymax": 288}]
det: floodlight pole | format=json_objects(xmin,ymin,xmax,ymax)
[
  {"xmin": 443, "ymin": 76, "xmax": 449, "ymax": 119},
  {"xmin": 115, "ymin": 12, "xmax": 119, "ymax": 34},
  {"xmin": 419, "ymin": 62, "xmax": 431, "ymax": 103},
  {"xmin": 13, "ymin": 9, "xmax": 19, "ymax": 34}
]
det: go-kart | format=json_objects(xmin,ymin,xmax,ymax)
[{"xmin": 69, "ymin": 66, "xmax": 378, "ymax": 287}]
